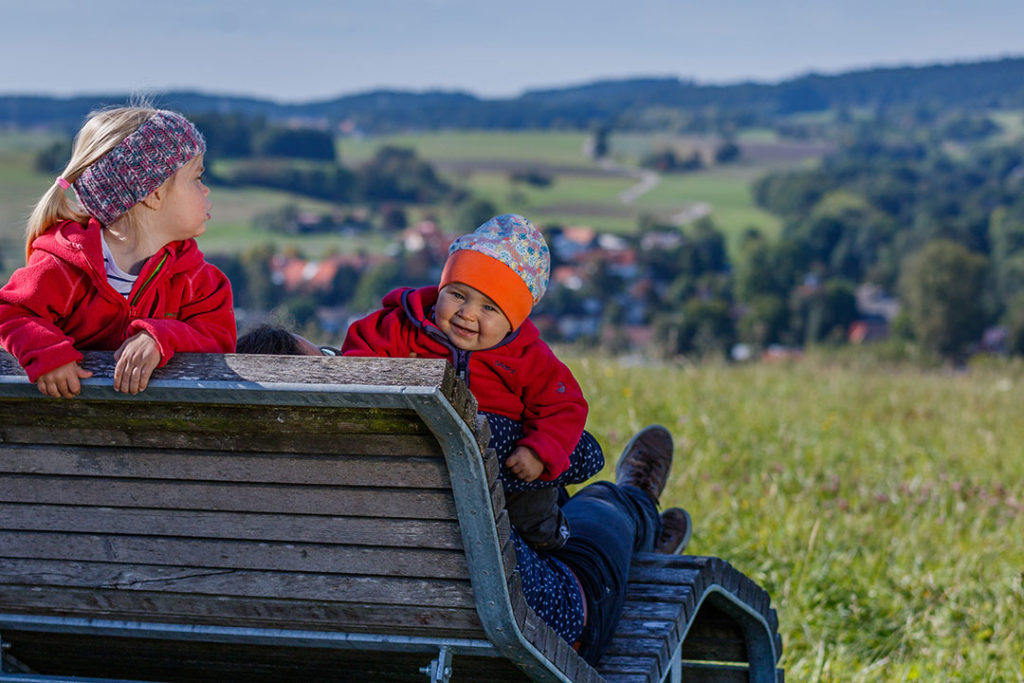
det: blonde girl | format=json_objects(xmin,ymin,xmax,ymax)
[{"xmin": 0, "ymin": 107, "xmax": 236, "ymax": 397}]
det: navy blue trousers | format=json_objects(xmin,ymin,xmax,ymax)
[
  {"xmin": 485, "ymin": 412, "xmax": 605, "ymax": 491},
  {"xmin": 513, "ymin": 481, "xmax": 660, "ymax": 664}
]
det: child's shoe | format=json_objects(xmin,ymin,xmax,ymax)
[
  {"xmin": 615, "ymin": 425, "xmax": 673, "ymax": 506},
  {"xmin": 655, "ymin": 507, "xmax": 693, "ymax": 555}
]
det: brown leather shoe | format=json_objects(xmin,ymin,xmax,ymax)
[
  {"xmin": 615, "ymin": 425, "xmax": 673, "ymax": 505},
  {"xmin": 655, "ymin": 507, "xmax": 693, "ymax": 554}
]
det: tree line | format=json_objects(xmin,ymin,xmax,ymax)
[{"xmin": 5, "ymin": 56, "xmax": 1024, "ymax": 134}]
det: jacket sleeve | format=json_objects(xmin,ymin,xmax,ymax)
[
  {"xmin": 515, "ymin": 342, "xmax": 589, "ymax": 481},
  {"xmin": 0, "ymin": 253, "xmax": 85, "ymax": 382},
  {"xmin": 341, "ymin": 308, "xmax": 410, "ymax": 357},
  {"xmin": 127, "ymin": 263, "xmax": 236, "ymax": 365}
]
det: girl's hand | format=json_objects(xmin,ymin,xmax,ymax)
[
  {"xmin": 36, "ymin": 362, "xmax": 93, "ymax": 398},
  {"xmin": 506, "ymin": 446, "xmax": 545, "ymax": 482},
  {"xmin": 113, "ymin": 332, "xmax": 161, "ymax": 394}
]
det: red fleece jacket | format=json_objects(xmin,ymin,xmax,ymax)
[
  {"xmin": 0, "ymin": 219, "xmax": 237, "ymax": 382},
  {"xmin": 342, "ymin": 286, "xmax": 588, "ymax": 480}
]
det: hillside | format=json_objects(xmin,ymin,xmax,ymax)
[{"xmin": 2, "ymin": 56, "xmax": 1024, "ymax": 131}]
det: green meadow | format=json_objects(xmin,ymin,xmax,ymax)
[
  {"xmin": 340, "ymin": 130, "xmax": 594, "ymax": 166},
  {"xmin": 570, "ymin": 353, "xmax": 1024, "ymax": 682},
  {"xmin": 341, "ymin": 130, "xmax": 792, "ymax": 240},
  {"xmin": 0, "ymin": 135, "xmax": 58, "ymax": 268}
]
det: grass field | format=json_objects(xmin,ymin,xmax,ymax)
[
  {"xmin": 0, "ymin": 139, "xmax": 54, "ymax": 274},
  {"xmin": 340, "ymin": 129, "xmax": 809, "ymax": 240},
  {"xmin": 568, "ymin": 352, "xmax": 1024, "ymax": 682},
  {"xmin": 340, "ymin": 130, "xmax": 594, "ymax": 166}
]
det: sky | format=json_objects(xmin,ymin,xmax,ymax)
[{"xmin": 2, "ymin": 0, "xmax": 1023, "ymax": 102}]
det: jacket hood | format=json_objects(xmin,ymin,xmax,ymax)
[
  {"xmin": 31, "ymin": 218, "xmax": 205, "ymax": 276},
  {"xmin": 387, "ymin": 286, "xmax": 538, "ymax": 351}
]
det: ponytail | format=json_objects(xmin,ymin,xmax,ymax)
[{"xmin": 25, "ymin": 176, "xmax": 90, "ymax": 262}]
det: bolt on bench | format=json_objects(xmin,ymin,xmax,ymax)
[{"xmin": 0, "ymin": 351, "xmax": 782, "ymax": 682}]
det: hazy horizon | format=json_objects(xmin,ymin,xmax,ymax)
[{"xmin": 1, "ymin": 0, "xmax": 1022, "ymax": 102}]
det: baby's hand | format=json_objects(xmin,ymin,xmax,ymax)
[
  {"xmin": 113, "ymin": 332, "xmax": 161, "ymax": 394},
  {"xmin": 505, "ymin": 446, "xmax": 545, "ymax": 482},
  {"xmin": 36, "ymin": 361, "xmax": 93, "ymax": 398}
]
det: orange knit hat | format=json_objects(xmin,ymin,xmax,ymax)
[{"xmin": 439, "ymin": 214, "xmax": 550, "ymax": 331}]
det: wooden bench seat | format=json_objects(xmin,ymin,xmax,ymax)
[{"xmin": 0, "ymin": 351, "xmax": 781, "ymax": 682}]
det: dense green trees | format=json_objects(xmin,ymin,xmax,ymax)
[
  {"xmin": 899, "ymin": 241, "xmax": 989, "ymax": 358},
  {"xmin": 255, "ymin": 128, "xmax": 336, "ymax": 161},
  {"xmin": 745, "ymin": 122, "xmax": 1024, "ymax": 359},
  {"xmin": 357, "ymin": 146, "xmax": 451, "ymax": 203}
]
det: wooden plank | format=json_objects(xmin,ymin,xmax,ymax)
[
  {"xmin": 0, "ymin": 406, "xmax": 438, "ymax": 456},
  {"xmin": 0, "ymin": 394, "xmax": 426, "ymax": 427},
  {"xmin": 600, "ymin": 675, "xmax": 650, "ymax": 683},
  {"xmin": 596, "ymin": 653, "xmax": 657, "ymax": 677},
  {"xmin": 603, "ymin": 632, "xmax": 669, "ymax": 659},
  {"xmin": 0, "ymin": 531, "xmax": 471, "ymax": 579},
  {"xmin": 0, "ymin": 503, "xmax": 464, "ymax": 549},
  {"xmin": 0, "ymin": 351, "xmax": 452, "ymax": 389},
  {"xmin": 483, "ymin": 444, "xmax": 500, "ymax": 481},
  {"xmin": 500, "ymin": 524, "xmax": 518, "ymax": 578},
  {"xmin": 0, "ymin": 588, "xmax": 487, "ymax": 637},
  {"xmin": 0, "ymin": 425, "xmax": 441, "ymax": 456},
  {"xmin": 0, "ymin": 351, "xmax": 480, "ymax": 428},
  {"xmin": 0, "ymin": 445, "xmax": 449, "ymax": 487},
  {"xmin": 0, "ymin": 474, "xmax": 458, "ymax": 519},
  {"xmin": 0, "ymin": 558, "xmax": 476, "ymax": 607},
  {"xmin": 625, "ymin": 582, "xmax": 696, "ymax": 607},
  {"xmin": 474, "ymin": 417, "xmax": 493, "ymax": 453},
  {"xmin": 628, "ymin": 565, "xmax": 704, "ymax": 587},
  {"xmin": 490, "ymin": 477, "xmax": 507, "ymax": 518},
  {"xmin": 619, "ymin": 600, "xmax": 689, "ymax": 621},
  {"xmin": 680, "ymin": 661, "xmax": 753, "ymax": 683},
  {"xmin": 612, "ymin": 617, "xmax": 676, "ymax": 638}
]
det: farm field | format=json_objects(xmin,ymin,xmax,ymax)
[
  {"xmin": 570, "ymin": 352, "xmax": 1024, "ymax": 682},
  {"xmin": 340, "ymin": 130, "xmax": 595, "ymax": 166},
  {"xmin": 343, "ymin": 129, "xmax": 808, "ymax": 242},
  {"xmin": 0, "ymin": 136, "xmax": 57, "ymax": 271}
]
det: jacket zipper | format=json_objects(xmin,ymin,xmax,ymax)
[
  {"xmin": 131, "ymin": 253, "xmax": 168, "ymax": 307},
  {"xmin": 452, "ymin": 348, "xmax": 471, "ymax": 384}
]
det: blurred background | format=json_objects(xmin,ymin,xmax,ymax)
[{"xmin": 2, "ymin": 0, "xmax": 1024, "ymax": 362}]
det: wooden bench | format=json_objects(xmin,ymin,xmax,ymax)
[{"xmin": 0, "ymin": 351, "xmax": 782, "ymax": 682}]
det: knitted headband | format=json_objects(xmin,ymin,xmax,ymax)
[
  {"xmin": 439, "ymin": 214, "xmax": 550, "ymax": 331},
  {"xmin": 72, "ymin": 110, "xmax": 206, "ymax": 225}
]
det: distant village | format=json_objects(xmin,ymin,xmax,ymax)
[{"xmin": 252, "ymin": 216, "xmax": 954, "ymax": 361}]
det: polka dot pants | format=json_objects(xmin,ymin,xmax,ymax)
[{"xmin": 483, "ymin": 412, "xmax": 605, "ymax": 492}]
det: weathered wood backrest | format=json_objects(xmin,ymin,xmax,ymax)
[{"xmin": 0, "ymin": 351, "xmax": 593, "ymax": 682}]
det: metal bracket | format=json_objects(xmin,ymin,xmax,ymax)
[
  {"xmin": 0, "ymin": 632, "xmax": 36, "ymax": 676},
  {"xmin": 419, "ymin": 646, "xmax": 453, "ymax": 682}
]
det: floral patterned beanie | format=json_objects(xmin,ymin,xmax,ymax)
[{"xmin": 439, "ymin": 214, "xmax": 550, "ymax": 330}]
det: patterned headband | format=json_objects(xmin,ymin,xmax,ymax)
[{"xmin": 72, "ymin": 110, "xmax": 206, "ymax": 225}]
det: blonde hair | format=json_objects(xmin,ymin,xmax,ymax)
[{"xmin": 25, "ymin": 106, "xmax": 158, "ymax": 262}]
